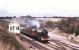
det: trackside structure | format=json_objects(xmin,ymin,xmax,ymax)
[{"xmin": 8, "ymin": 21, "xmax": 20, "ymax": 33}]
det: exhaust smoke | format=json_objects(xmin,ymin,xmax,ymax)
[{"xmin": 27, "ymin": 20, "xmax": 40, "ymax": 29}]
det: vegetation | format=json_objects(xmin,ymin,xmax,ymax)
[
  {"xmin": 0, "ymin": 20, "xmax": 29, "ymax": 50},
  {"xmin": 45, "ymin": 21, "xmax": 54, "ymax": 28},
  {"xmin": 58, "ymin": 17, "xmax": 79, "ymax": 36}
]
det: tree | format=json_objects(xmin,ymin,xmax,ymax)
[
  {"xmin": 68, "ymin": 24, "xmax": 75, "ymax": 34},
  {"xmin": 45, "ymin": 21, "xmax": 54, "ymax": 28},
  {"xmin": 26, "ymin": 15, "xmax": 32, "ymax": 18},
  {"xmin": 58, "ymin": 17, "xmax": 77, "ymax": 34},
  {"xmin": 74, "ymin": 24, "xmax": 79, "ymax": 36}
]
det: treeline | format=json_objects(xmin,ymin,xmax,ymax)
[
  {"xmin": 0, "ymin": 16, "xmax": 16, "ymax": 19},
  {"xmin": 58, "ymin": 17, "xmax": 79, "ymax": 36}
]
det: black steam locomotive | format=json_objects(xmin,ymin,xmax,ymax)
[{"xmin": 21, "ymin": 28, "xmax": 49, "ymax": 43}]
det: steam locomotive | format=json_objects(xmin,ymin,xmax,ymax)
[{"xmin": 21, "ymin": 28, "xmax": 49, "ymax": 43}]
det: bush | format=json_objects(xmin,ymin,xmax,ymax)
[{"xmin": 58, "ymin": 17, "xmax": 79, "ymax": 36}]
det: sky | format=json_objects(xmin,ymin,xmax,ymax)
[{"xmin": 0, "ymin": 0, "xmax": 79, "ymax": 17}]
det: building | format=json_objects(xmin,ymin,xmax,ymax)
[{"xmin": 8, "ymin": 21, "xmax": 20, "ymax": 34}]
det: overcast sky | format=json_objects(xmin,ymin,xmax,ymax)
[{"xmin": 0, "ymin": 0, "xmax": 79, "ymax": 17}]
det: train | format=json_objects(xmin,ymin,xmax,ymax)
[{"xmin": 21, "ymin": 28, "xmax": 49, "ymax": 43}]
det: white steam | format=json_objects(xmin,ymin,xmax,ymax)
[{"xmin": 27, "ymin": 20, "xmax": 40, "ymax": 29}]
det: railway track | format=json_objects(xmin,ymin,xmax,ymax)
[
  {"xmin": 46, "ymin": 41, "xmax": 67, "ymax": 50},
  {"xmin": 51, "ymin": 39, "xmax": 79, "ymax": 50},
  {"xmin": 19, "ymin": 34, "xmax": 70, "ymax": 50},
  {"xmin": 18, "ymin": 34, "xmax": 56, "ymax": 50},
  {"xmin": 16, "ymin": 34, "xmax": 79, "ymax": 50}
]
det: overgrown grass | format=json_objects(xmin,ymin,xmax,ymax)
[{"xmin": 0, "ymin": 20, "xmax": 29, "ymax": 50}]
